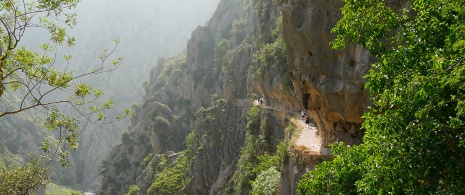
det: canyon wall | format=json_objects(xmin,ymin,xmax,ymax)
[
  {"xmin": 99, "ymin": 0, "xmax": 370, "ymax": 194},
  {"xmin": 282, "ymin": 0, "xmax": 372, "ymax": 146}
]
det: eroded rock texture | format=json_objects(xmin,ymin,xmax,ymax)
[
  {"xmin": 99, "ymin": 0, "xmax": 299, "ymax": 194},
  {"xmin": 99, "ymin": 0, "xmax": 374, "ymax": 194},
  {"xmin": 282, "ymin": 0, "xmax": 372, "ymax": 146}
]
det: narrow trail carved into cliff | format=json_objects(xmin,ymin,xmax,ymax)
[{"xmin": 253, "ymin": 100, "xmax": 331, "ymax": 156}]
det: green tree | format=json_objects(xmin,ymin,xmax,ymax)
[
  {"xmin": 0, "ymin": 0, "xmax": 125, "ymax": 119},
  {"xmin": 251, "ymin": 167, "xmax": 280, "ymax": 195},
  {"xmin": 125, "ymin": 185, "xmax": 141, "ymax": 195},
  {"xmin": 0, "ymin": 157, "xmax": 48, "ymax": 195},
  {"xmin": 299, "ymin": 0, "xmax": 465, "ymax": 194},
  {"xmin": 0, "ymin": 0, "xmax": 130, "ymax": 193}
]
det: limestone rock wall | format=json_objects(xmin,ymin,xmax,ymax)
[
  {"xmin": 281, "ymin": 0, "xmax": 372, "ymax": 146},
  {"xmin": 99, "ymin": 0, "xmax": 373, "ymax": 194},
  {"xmin": 99, "ymin": 0, "xmax": 300, "ymax": 194}
]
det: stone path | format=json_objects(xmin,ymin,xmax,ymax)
[{"xmin": 253, "ymin": 100, "xmax": 331, "ymax": 155}]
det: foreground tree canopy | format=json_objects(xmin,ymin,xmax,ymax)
[
  {"xmin": 299, "ymin": 0, "xmax": 465, "ymax": 194},
  {"xmin": 0, "ymin": 0, "xmax": 129, "ymax": 193}
]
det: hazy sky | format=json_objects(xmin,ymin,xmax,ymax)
[
  {"xmin": 44, "ymin": 0, "xmax": 221, "ymax": 186},
  {"xmin": 65, "ymin": 0, "xmax": 221, "ymax": 93}
]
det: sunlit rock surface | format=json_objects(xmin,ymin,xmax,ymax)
[
  {"xmin": 99, "ymin": 0, "xmax": 373, "ymax": 194},
  {"xmin": 282, "ymin": 0, "xmax": 372, "ymax": 146}
]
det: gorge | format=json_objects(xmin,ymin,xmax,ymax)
[
  {"xmin": 3, "ymin": 0, "xmax": 464, "ymax": 194},
  {"xmin": 98, "ymin": 0, "xmax": 369, "ymax": 194}
]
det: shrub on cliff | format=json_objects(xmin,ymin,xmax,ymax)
[
  {"xmin": 299, "ymin": 0, "xmax": 465, "ymax": 194},
  {"xmin": 146, "ymin": 132, "xmax": 195, "ymax": 194},
  {"xmin": 251, "ymin": 167, "xmax": 280, "ymax": 195}
]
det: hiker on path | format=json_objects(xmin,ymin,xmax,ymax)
[
  {"xmin": 301, "ymin": 110, "xmax": 306, "ymax": 121},
  {"xmin": 305, "ymin": 116, "xmax": 310, "ymax": 128}
]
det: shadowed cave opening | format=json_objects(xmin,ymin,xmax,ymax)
[{"xmin": 303, "ymin": 93, "xmax": 310, "ymax": 109}]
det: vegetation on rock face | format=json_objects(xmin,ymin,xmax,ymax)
[
  {"xmin": 139, "ymin": 153, "xmax": 153, "ymax": 169},
  {"xmin": 146, "ymin": 132, "xmax": 195, "ymax": 195},
  {"xmin": 147, "ymin": 152, "xmax": 191, "ymax": 194},
  {"xmin": 299, "ymin": 0, "xmax": 465, "ymax": 194},
  {"xmin": 252, "ymin": 14, "xmax": 288, "ymax": 83},
  {"xmin": 250, "ymin": 0, "xmax": 294, "ymax": 96},
  {"xmin": 99, "ymin": 0, "xmax": 294, "ymax": 193},
  {"xmin": 232, "ymin": 106, "xmax": 262, "ymax": 194},
  {"xmin": 154, "ymin": 57, "xmax": 185, "ymax": 91},
  {"xmin": 124, "ymin": 185, "xmax": 141, "ymax": 195},
  {"xmin": 232, "ymin": 106, "xmax": 288, "ymax": 195},
  {"xmin": 251, "ymin": 166, "xmax": 280, "ymax": 195}
]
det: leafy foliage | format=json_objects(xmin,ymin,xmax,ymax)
[
  {"xmin": 154, "ymin": 57, "xmax": 182, "ymax": 90},
  {"xmin": 232, "ymin": 106, "xmax": 289, "ymax": 194},
  {"xmin": 147, "ymin": 132, "xmax": 195, "ymax": 195},
  {"xmin": 252, "ymin": 15, "xmax": 287, "ymax": 79},
  {"xmin": 147, "ymin": 153, "xmax": 191, "ymax": 195},
  {"xmin": 299, "ymin": 0, "xmax": 465, "ymax": 194},
  {"xmin": 0, "ymin": 0, "xmax": 126, "ymax": 120},
  {"xmin": 232, "ymin": 106, "xmax": 262, "ymax": 194},
  {"xmin": 124, "ymin": 185, "xmax": 140, "ymax": 195},
  {"xmin": 140, "ymin": 153, "xmax": 153, "ymax": 169},
  {"xmin": 0, "ymin": 0, "xmax": 134, "ymax": 192},
  {"xmin": 154, "ymin": 116, "xmax": 170, "ymax": 129},
  {"xmin": 0, "ymin": 156, "xmax": 49, "ymax": 194},
  {"xmin": 251, "ymin": 167, "xmax": 280, "ymax": 195},
  {"xmin": 253, "ymin": 141, "xmax": 288, "ymax": 175}
]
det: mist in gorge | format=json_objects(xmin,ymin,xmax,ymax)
[
  {"xmin": 68, "ymin": 0, "xmax": 221, "ymax": 188},
  {"xmin": 66, "ymin": 0, "xmax": 220, "ymax": 188},
  {"xmin": 6, "ymin": 0, "xmax": 459, "ymax": 194},
  {"xmin": 0, "ymin": 0, "xmax": 220, "ymax": 191}
]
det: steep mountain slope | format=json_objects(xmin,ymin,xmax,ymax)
[
  {"xmin": 99, "ymin": 0, "xmax": 299, "ymax": 194},
  {"xmin": 99, "ymin": 0, "xmax": 370, "ymax": 194}
]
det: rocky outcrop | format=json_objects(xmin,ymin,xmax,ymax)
[
  {"xmin": 188, "ymin": 100, "xmax": 248, "ymax": 194},
  {"xmin": 281, "ymin": 0, "xmax": 372, "ymax": 146},
  {"xmin": 99, "ymin": 95, "xmax": 190, "ymax": 194},
  {"xmin": 100, "ymin": 0, "xmax": 372, "ymax": 194},
  {"xmin": 99, "ymin": 0, "xmax": 301, "ymax": 194}
]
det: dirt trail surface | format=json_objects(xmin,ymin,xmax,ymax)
[{"xmin": 253, "ymin": 100, "xmax": 331, "ymax": 155}]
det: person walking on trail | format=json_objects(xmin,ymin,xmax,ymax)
[
  {"xmin": 259, "ymin": 98, "xmax": 263, "ymax": 106},
  {"xmin": 301, "ymin": 110, "xmax": 305, "ymax": 121},
  {"xmin": 305, "ymin": 116, "xmax": 310, "ymax": 128}
]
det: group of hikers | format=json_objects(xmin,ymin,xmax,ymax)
[{"xmin": 256, "ymin": 97, "xmax": 310, "ymax": 128}]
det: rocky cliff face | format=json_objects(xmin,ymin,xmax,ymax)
[
  {"xmin": 99, "ymin": 0, "xmax": 300, "ymax": 194},
  {"xmin": 99, "ymin": 0, "xmax": 370, "ymax": 194},
  {"xmin": 281, "ymin": 0, "xmax": 372, "ymax": 146}
]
